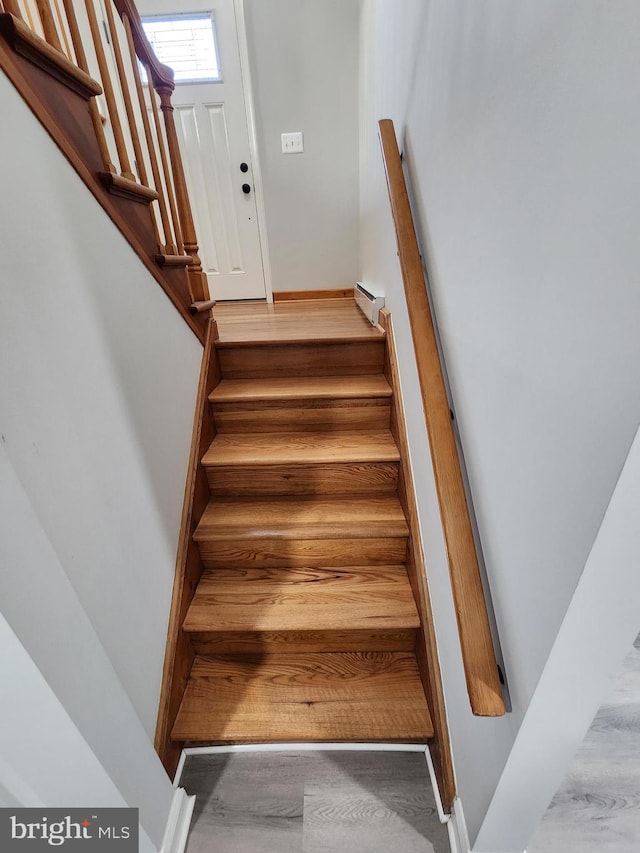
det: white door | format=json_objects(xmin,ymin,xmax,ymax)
[{"xmin": 141, "ymin": 0, "xmax": 266, "ymax": 301}]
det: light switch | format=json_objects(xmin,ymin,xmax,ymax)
[{"xmin": 281, "ymin": 132, "xmax": 304, "ymax": 154}]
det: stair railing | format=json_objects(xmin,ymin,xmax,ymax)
[
  {"xmin": 0, "ymin": 0, "xmax": 213, "ymax": 324},
  {"xmin": 378, "ymin": 118, "xmax": 505, "ymax": 717}
]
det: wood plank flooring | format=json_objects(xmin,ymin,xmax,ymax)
[
  {"xmin": 528, "ymin": 634, "xmax": 640, "ymax": 852},
  {"xmin": 214, "ymin": 299, "xmax": 385, "ymax": 344},
  {"xmin": 180, "ymin": 750, "xmax": 450, "ymax": 853}
]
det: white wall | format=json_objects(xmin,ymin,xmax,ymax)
[
  {"xmin": 475, "ymin": 425, "xmax": 640, "ymax": 850},
  {"xmin": 359, "ymin": 1, "xmax": 640, "ymax": 848},
  {"xmin": 0, "ymin": 614, "xmax": 161, "ymax": 853},
  {"xmin": 244, "ymin": 0, "xmax": 360, "ymax": 293},
  {"xmin": 0, "ymin": 70, "xmax": 201, "ymax": 842},
  {"xmin": 0, "ymin": 446, "xmax": 174, "ymax": 849},
  {"xmin": 0, "ymin": 71, "xmax": 201, "ymax": 736}
]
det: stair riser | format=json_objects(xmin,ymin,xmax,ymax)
[
  {"xmin": 218, "ymin": 341, "xmax": 385, "ymax": 379},
  {"xmin": 205, "ymin": 462, "xmax": 399, "ymax": 497},
  {"xmin": 211, "ymin": 399, "xmax": 391, "ymax": 433},
  {"xmin": 189, "ymin": 628, "xmax": 417, "ymax": 655},
  {"xmin": 197, "ymin": 537, "xmax": 408, "ymax": 569}
]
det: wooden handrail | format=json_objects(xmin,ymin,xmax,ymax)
[
  {"xmin": 112, "ymin": 0, "xmax": 172, "ymax": 91},
  {"xmin": 378, "ymin": 119, "xmax": 505, "ymax": 717}
]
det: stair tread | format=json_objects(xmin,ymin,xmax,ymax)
[
  {"xmin": 172, "ymin": 652, "xmax": 433, "ymax": 743},
  {"xmin": 183, "ymin": 566, "xmax": 420, "ymax": 633},
  {"xmin": 193, "ymin": 495, "xmax": 409, "ymax": 540},
  {"xmin": 202, "ymin": 431, "xmax": 400, "ymax": 467},
  {"xmin": 209, "ymin": 375, "xmax": 392, "ymax": 403}
]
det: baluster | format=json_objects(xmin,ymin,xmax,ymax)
[
  {"xmin": 60, "ymin": 0, "xmax": 115, "ymax": 173},
  {"xmin": 23, "ymin": 1, "xmax": 37, "ymax": 30},
  {"xmin": 22, "ymin": 0, "xmax": 45, "ymax": 38},
  {"xmin": 102, "ymin": 0, "xmax": 147, "ymax": 186},
  {"xmin": 83, "ymin": 0, "xmax": 135, "ymax": 180},
  {"xmin": 51, "ymin": 0, "xmax": 71, "ymax": 58},
  {"xmin": 4, "ymin": 0, "xmax": 25, "ymax": 20},
  {"xmin": 34, "ymin": 0, "xmax": 61, "ymax": 50},
  {"xmin": 157, "ymin": 85, "xmax": 208, "ymax": 302},
  {"xmin": 148, "ymin": 71, "xmax": 184, "ymax": 255},
  {"xmin": 122, "ymin": 14, "xmax": 174, "ymax": 253},
  {"xmin": 0, "ymin": 0, "xmax": 24, "ymax": 22}
]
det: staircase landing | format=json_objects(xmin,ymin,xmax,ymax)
[{"xmin": 214, "ymin": 297, "xmax": 384, "ymax": 344}]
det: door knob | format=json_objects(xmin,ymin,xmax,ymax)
[
  {"xmin": 240, "ymin": 162, "xmax": 249, "ymax": 172},
  {"xmin": 242, "ymin": 183, "xmax": 251, "ymax": 194}
]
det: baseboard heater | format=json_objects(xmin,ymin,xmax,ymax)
[{"xmin": 354, "ymin": 282, "xmax": 385, "ymax": 325}]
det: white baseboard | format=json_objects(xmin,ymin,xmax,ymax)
[
  {"xmin": 448, "ymin": 797, "xmax": 471, "ymax": 853},
  {"xmin": 160, "ymin": 787, "xmax": 195, "ymax": 853},
  {"xmin": 173, "ymin": 742, "xmax": 429, "ymax": 786},
  {"xmin": 423, "ymin": 746, "xmax": 449, "ymax": 824}
]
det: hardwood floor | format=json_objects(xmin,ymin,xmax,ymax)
[
  {"xmin": 529, "ymin": 634, "xmax": 640, "ymax": 852},
  {"xmin": 214, "ymin": 298, "xmax": 384, "ymax": 343},
  {"xmin": 180, "ymin": 750, "xmax": 450, "ymax": 853}
]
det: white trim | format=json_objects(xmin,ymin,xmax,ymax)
[
  {"xmin": 232, "ymin": 0, "xmax": 273, "ymax": 303},
  {"xmin": 423, "ymin": 746, "xmax": 449, "ymax": 825},
  {"xmin": 172, "ymin": 751, "xmax": 187, "ymax": 789},
  {"xmin": 173, "ymin": 742, "xmax": 429, "ymax": 785},
  {"xmin": 447, "ymin": 798, "xmax": 471, "ymax": 853},
  {"xmin": 160, "ymin": 787, "xmax": 196, "ymax": 853}
]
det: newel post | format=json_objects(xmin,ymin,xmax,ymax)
[{"xmin": 156, "ymin": 84, "xmax": 209, "ymax": 304}]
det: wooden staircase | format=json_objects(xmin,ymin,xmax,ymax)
[{"xmin": 170, "ymin": 308, "xmax": 433, "ymax": 746}]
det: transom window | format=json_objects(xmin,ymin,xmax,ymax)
[{"xmin": 141, "ymin": 13, "xmax": 221, "ymax": 83}]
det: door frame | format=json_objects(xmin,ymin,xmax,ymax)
[{"xmin": 232, "ymin": 0, "xmax": 273, "ymax": 303}]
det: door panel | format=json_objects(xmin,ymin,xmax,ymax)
[
  {"xmin": 205, "ymin": 104, "xmax": 244, "ymax": 276},
  {"xmin": 174, "ymin": 104, "xmax": 222, "ymax": 276}
]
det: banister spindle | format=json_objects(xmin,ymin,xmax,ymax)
[
  {"xmin": 3, "ymin": 0, "xmax": 25, "ymax": 22},
  {"xmin": 61, "ymin": 0, "xmax": 116, "ymax": 173},
  {"xmin": 34, "ymin": 0, "xmax": 62, "ymax": 50},
  {"xmin": 157, "ymin": 85, "xmax": 208, "ymax": 302},
  {"xmin": 51, "ymin": 0, "xmax": 71, "ymax": 58},
  {"xmin": 83, "ymin": 0, "xmax": 135, "ymax": 180},
  {"xmin": 122, "ymin": 13, "xmax": 172, "ymax": 252},
  {"xmin": 148, "ymin": 72, "xmax": 183, "ymax": 255},
  {"xmin": 102, "ymin": 0, "xmax": 147, "ymax": 186},
  {"xmin": 23, "ymin": 2, "xmax": 37, "ymax": 31}
]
